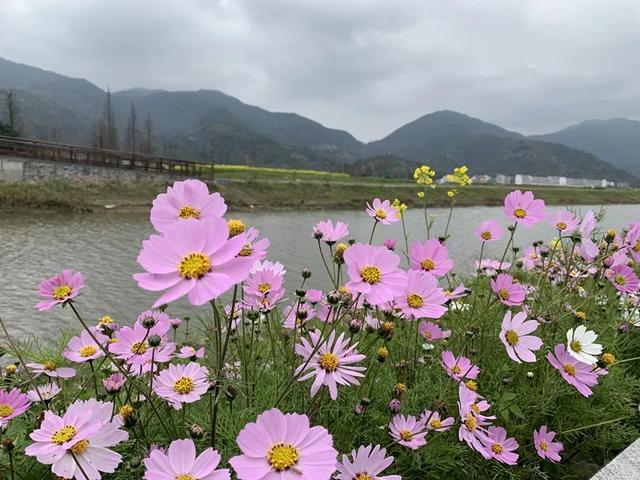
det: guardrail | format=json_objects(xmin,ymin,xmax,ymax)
[{"xmin": 0, "ymin": 135, "xmax": 215, "ymax": 178}]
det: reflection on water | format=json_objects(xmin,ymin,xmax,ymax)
[{"xmin": 1, "ymin": 204, "xmax": 638, "ymax": 338}]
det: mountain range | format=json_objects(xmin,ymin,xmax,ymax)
[{"xmin": 0, "ymin": 56, "xmax": 637, "ymax": 183}]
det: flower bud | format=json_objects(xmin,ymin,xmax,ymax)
[
  {"xmin": 377, "ymin": 346, "xmax": 389, "ymax": 362},
  {"xmin": 225, "ymin": 385, "xmax": 236, "ymax": 401},
  {"xmin": 360, "ymin": 397, "xmax": 371, "ymax": 407},
  {"xmin": 140, "ymin": 316, "xmax": 156, "ymax": 329},
  {"xmin": 2, "ymin": 438, "xmax": 14, "ymax": 452},
  {"xmin": 389, "ymin": 399, "xmax": 401, "ymax": 413},
  {"xmin": 148, "ymin": 335, "xmax": 161, "ymax": 347},
  {"xmin": 354, "ymin": 404, "xmax": 365, "ymax": 415},
  {"xmin": 313, "ymin": 230, "xmax": 323, "ymax": 239},
  {"xmin": 383, "ymin": 239, "xmax": 396, "ymax": 251},
  {"xmin": 327, "ymin": 290, "xmax": 342, "ymax": 305},
  {"xmin": 301, "ymin": 268, "xmax": 312, "ymax": 279},
  {"xmin": 348, "ymin": 238, "xmax": 356, "ymax": 245},
  {"xmin": 245, "ymin": 309, "xmax": 260, "ymax": 322},
  {"xmin": 190, "ymin": 424, "xmax": 204, "ymax": 440},
  {"xmin": 349, "ymin": 320, "xmax": 361, "ymax": 334},
  {"xmin": 606, "ymin": 229, "xmax": 616, "ymax": 242},
  {"xmin": 507, "ymin": 225, "xmax": 516, "ymax": 232},
  {"xmin": 295, "ymin": 289, "xmax": 306, "ymax": 298}
]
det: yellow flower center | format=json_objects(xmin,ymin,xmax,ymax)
[
  {"xmin": 601, "ymin": 353, "xmax": 616, "ymax": 365},
  {"xmin": 174, "ymin": 376, "xmax": 194, "ymax": 394},
  {"xmin": 452, "ymin": 365, "xmax": 462, "ymax": 374},
  {"xmin": 43, "ymin": 361, "xmax": 56, "ymax": 371},
  {"xmin": 53, "ymin": 285, "xmax": 72, "ymax": 301},
  {"xmin": 98, "ymin": 315, "xmax": 113, "ymax": 326},
  {"xmin": 70, "ymin": 439, "xmax": 90, "ymax": 455},
  {"xmin": 227, "ymin": 219, "xmax": 245, "ymax": 237},
  {"xmin": 464, "ymin": 414, "xmax": 477, "ymax": 431},
  {"xmin": 51, "ymin": 425, "xmax": 77, "ymax": 445},
  {"xmin": 615, "ymin": 275, "xmax": 626, "ymax": 286},
  {"xmin": 319, "ymin": 352, "xmax": 339, "ymax": 372},
  {"xmin": 563, "ymin": 363, "xmax": 576, "ymax": 376},
  {"xmin": 0, "ymin": 404, "xmax": 14, "ymax": 417},
  {"xmin": 505, "ymin": 330, "xmax": 519, "ymax": 346},
  {"xmin": 335, "ymin": 243, "xmax": 348, "ymax": 255},
  {"xmin": 514, "ymin": 208, "xmax": 526, "ymax": 219},
  {"xmin": 539, "ymin": 440, "xmax": 548, "ymax": 451},
  {"xmin": 257, "ymin": 283, "xmax": 272, "ymax": 294},
  {"xmin": 360, "ymin": 266, "xmax": 381, "ymax": 285},
  {"xmin": 430, "ymin": 418, "xmax": 442, "ymax": 429},
  {"xmin": 471, "ymin": 403, "xmax": 481, "ymax": 414},
  {"xmin": 491, "ymin": 443, "xmax": 504, "ymax": 454},
  {"xmin": 238, "ymin": 245, "xmax": 252, "ymax": 257},
  {"xmin": 465, "ymin": 380, "xmax": 478, "ymax": 391},
  {"xmin": 176, "ymin": 475, "xmax": 197, "ymax": 480},
  {"xmin": 406, "ymin": 293, "xmax": 424, "ymax": 308},
  {"xmin": 422, "ymin": 330, "xmax": 433, "ymax": 340},
  {"xmin": 119, "ymin": 405, "xmax": 134, "ymax": 418},
  {"xmin": 178, "ymin": 252, "xmax": 211, "ymax": 279},
  {"xmin": 5, "ymin": 365, "xmax": 17, "ymax": 374},
  {"xmin": 570, "ymin": 340, "xmax": 582, "ymax": 353},
  {"xmin": 267, "ymin": 443, "xmax": 300, "ymax": 471},
  {"xmin": 178, "ymin": 205, "xmax": 200, "ymax": 219},
  {"xmin": 79, "ymin": 345, "xmax": 98, "ymax": 358},
  {"xmin": 498, "ymin": 288, "xmax": 510, "ymax": 300},
  {"xmin": 355, "ymin": 474, "xmax": 373, "ymax": 480},
  {"xmin": 575, "ymin": 311, "xmax": 586, "ymax": 321},
  {"xmin": 481, "ymin": 231, "xmax": 492, "ymax": 241},
  {"xmin": 634, "ymin": 240, "xmax": 640, "ymax": 253},
  {"xmin": 131, "ymin": 341, "xmax": 148, "ymax": 355},
  {"xmin": 556, "ymin": 222, "xmax": 567, "ymax": 230},
  {"xmin": 375, "ymin": 208, "xmax": 387, "ymax": 219},
  {"xmin": 399, "ymin": 429, "xmax": 413, "ymax": 441},
  {"xmin": 420, "ymin": 258, "xmax": 435, "ymax": 271}
]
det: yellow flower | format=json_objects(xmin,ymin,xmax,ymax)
[
  {"xmin": 446, "ymin": 165, "xmax": 472, "ymax": 187},
  {"xmin": 414, "ymin": 165, "xmax": 436, "ymax": 186},
  {"xmin": 392, "ymin": 199, "xmax": 408, "ymax": 217},
  {"xmin": 417, "ymin": 191, "xmax": 425, "ymax": 199},
  {"xmin": 447, "ymin": 190, "xmax": 455, "ymax": 198}
]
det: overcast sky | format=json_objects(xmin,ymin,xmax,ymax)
[{"xmin": 1, "ymin": 0, "xmax": 639, "ymax": 141}]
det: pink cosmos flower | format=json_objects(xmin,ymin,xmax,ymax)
[
  {"xmin": 25, "ymin": 399, "xmax": 128, "ymax": 479},
  {"xmin": 63, "ymin": 329, "xmax": 108, "ymax": 364},
  {"xmin": 421, "ymin": 410, "xmax": 455, "ymax": 432},
  {"xmin": 445, "ymin": 283, "xmax": 468, "ymax": 300},
  {"xmin": 625, "ymin": 222, "xmax": 640, "ymax": 263},
  {"xmin": 109, "ymin": 321, "xmax": 175, "ymax": 367},
  {"xmin": 313, "ymin": 219, "xmax": 349, "ymax": 244},
  {"xmin": 547, "ymin": 344, "xmax": 599, "ymax": 397},
  {"xmin": 579, "ymin": 210, "xmax": 599, "ymax": 261},
  {"xmin": 153, "ymin": 362, "xmax": 210, "ymax": 410},
  {"xmin": 499, "ymin": 311, "xmax": 542, "ymax": 363},
  {"xmin": 419, "ymin": 321, "xmax": 451, "ymax": 342},
  {"xmin": 534, "ymin": 425, "xmax": 564, "ymax": 462},
  {"xmin": 457, "ymin": 385, "xmax": 494, "ymax": 455},
  {"xmin": 150, "ymin": 179, "xmax": 227, "ymax": 232},
  {"xmin": 522, "ymin": 246, "xmax": 542, "ymax": 271},
  {"xmin": 344, "ymin": 243, "xmax": 406, "ymax": 306},
  {"xmin": 366, "ymin": 198, "xmax": 399, "ymax": 224},
  {"xmin": 441, "ymin": 351, "xmax": 479, "ymax": 381},
  {"xmin": 244, "ymin": 260, "xmax": 286, "ymax": 299},
  {"xmin": 389, "ymin": 415, "xmax": 427, "ymax": 450},
  {"xmin": 395, "ymin": 270, "xmax": 448, "ymax": 319},
  {"xmin": 383, "ymin": 239, "xmax": 397, "ymax": 250},
  {"xmin": 134, "ymin": 218, "xmax": 253, "ymax": 308},
  {"xmin": 236, "ymin": 226, "xmax": 270, "ymax": 261},
  {"xmin": 607, "ymin": 264, "xmax": 640, "ymax": 294},
  {"xmin": 176, "ymin": 345, "xmax": 206, "ymax": 360},
  {"xmin": 548, "ymin": 210, "xmax": 580, "ymax": 233},
  {"xmin": 143, "ymin": 438, "xmax": 230, "ymax": 480},
  {"xmin": 295, "ymin": 329, "xmax": 366, "ymax": 400},
  {"xmin": 475, "ymin": 220, "xmax": 504, "ymax": 242},
  {"xmin": 503, "ymin": 190, "xmax": 545, "ymax": 226},
  {"xmin": 230, "ymin": 408, "xmax": 337, "ymax": 480},
  {"xmin": 102, "ymin": 373, "xmax": 126, "ymax": 394},
  {"xmin": 283, "ymin": 302, "xmax": 316, "ymax": 330},
  {"xmin": 491, "ymin": 273, "xmax": 526, "ymax": 306},
  {"xmin": 27, "ymin": 382, "xmax": 61, "ymax": 403},
  {"xmin": 480, "ymin": 426, "xmax": 519, "ymax": 465},
  {"xmin": 0, "ymin": 388, "xmax": 31, "ymax": 427},
  {"xmin": 35, "ymin": 269, "xmax": 85, "ymax": 311},
  {"xmin": 305, "ymin": 289, "xmax": 324, "ymax": 304},
  {"xmin": 136, "ymin": 309, "xmax": 172, "ymax": 335},
  {"xmin": 476, "ymin": 259, "xmax": 511, "ymax": 276},
  {"xmin": 336, "ymin": 444, "xmax": 400, "ymax": 480},
  {"xmin": 26, "ymin": 360, "xmax": 76, "ymax": 379},
  {"xmin": 409, "ymin": 239, "xmax": 454, "ymax": 277}
]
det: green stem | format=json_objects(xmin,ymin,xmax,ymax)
[{"xmin": 562, "ymin": 415, "xmax": 635, "ymax": 435}]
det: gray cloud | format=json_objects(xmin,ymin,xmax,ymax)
[{"xmin": 1, "ymin": 0, "xmax": 639, "ymax": 140}]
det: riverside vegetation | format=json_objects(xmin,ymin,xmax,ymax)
[{"xmin": 0, "ymin": 165, "xmax": 639, "ymax": 479}]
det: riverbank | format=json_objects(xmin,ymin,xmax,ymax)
[{"xmin": 1, "ymin": 179, "xmax": 640, "ymax": 213}]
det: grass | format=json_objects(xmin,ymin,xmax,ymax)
[{"xmin": 1, "ymin": 178, "xmax": 640, "ymax": 213}]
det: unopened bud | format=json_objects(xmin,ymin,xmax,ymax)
[
  {"xmin": 190, "ymin": 424, "xmax": 204, "ymax": 439},
  {"xmin": 148, "ymin": 335, "xmax": 161, "ymax": 347},
  {"xmin": 301, "ymin": 268, "xmax": 312, "ymax": 279}
]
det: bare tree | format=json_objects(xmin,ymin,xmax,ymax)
[
  {"xmin": 100, "ymin": 89, "xmax": 119, "ymax": 150},
  {"xmin": 124, "ymin": 102, "xmax": 139, "ymax": 153},
  {"xmin": 140, "ymin": 113, "xmax": 154, "ymax": 154},
  {"xmin": 3, "ymin": 90, "xmax": 21, "ymax": 135}
]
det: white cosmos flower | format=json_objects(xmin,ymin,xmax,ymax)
[{"xmin": 566, "ymin": 325, "xmax": 602, "ymax": 364}]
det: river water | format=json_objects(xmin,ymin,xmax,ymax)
[{"xmin": 1, "ymin": 204, "xmax": 638, "ymax": 338}]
